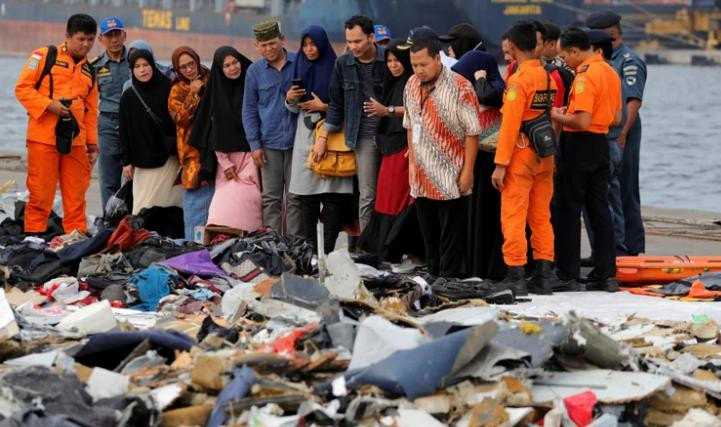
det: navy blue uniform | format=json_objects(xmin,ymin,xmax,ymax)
[{"xmin": 91, "ymin": 48, "xmax": 130, "ymax": 210}]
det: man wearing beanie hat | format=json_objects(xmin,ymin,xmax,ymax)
[
  {"xmin": 242, "ymin": 20, "xmax": 301, "ymax": 237},
  {"xmin": 586, "ymin": 11, "xmax": 647, "ymax": 256}
]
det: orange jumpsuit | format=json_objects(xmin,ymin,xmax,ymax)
[
  {"xmin": 495, "ymin": 59, "xmax": 558, "ymax": 267},
  {"xmin": 15, "ymin": 43, "xmax": 98, "ymax": 233}
]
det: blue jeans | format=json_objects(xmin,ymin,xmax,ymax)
[
  {"xmin": 183, "ymin": 184, "xmax": 215, "ymax": 241},
  {"xmin": 97, "ymin": 113, "xmax": 123, "ymax": 212}
]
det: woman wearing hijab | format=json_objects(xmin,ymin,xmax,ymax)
[
  {"xmin": 452, "ymin": 51, "xmax": 506, "ymax": 279},
  {"xmin": 285, "ymin": 25, "xmax": 353, "ymax": 254},
  {"xmin": 188, "ymin": 46, "xmax": 261, "ymax": 232},
  {"xmin": 119, "ymin": 49, "xmax": 182, "ymax": 215},
  {"xmin": 358, "ymin": 39, "xmax": 423, "ymax": 264},
  {"xmin": 168, "ymin": 46, "xmax": 212, "ymax": 241}
]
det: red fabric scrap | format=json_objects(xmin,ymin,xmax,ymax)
[
  {"xmin": 271, "ymin": 324, "xmax": 317, "ymax": 355},
  {"xmin": 563, "ymin": 390, "xmax": 597, "ymax": 427}
]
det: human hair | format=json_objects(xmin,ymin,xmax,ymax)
[
  {"xmin": 344, "ymin": 15, "xmax": 374, "ymax": 35},
  {"xmin": 593, "ymin": 41, "xmax": 613, "ymax": 60},
  {"xmin": 542, "ymin": 21, "xmax": 561, "ymax": 42},
  {"xmin": 506, "ymin": 21, "xmax": 537, "ymax": 52},
  {"xmin": 410, "ymin": 38, "xmax": 441, "ymax": 56},
  {"xmin": 66, "ymin": 14, "xmax": 97, "ymax": 36},
  {"xmin": 560, "ymin": 27, "xmax": 591, "ymax": 51},
  {"xmin": 501, "ymin": 31, "xmax": 509, "ymax": 41},
  {"xmin": 532, "ymin": 20, "xmax": 546, "ymax": 38}
]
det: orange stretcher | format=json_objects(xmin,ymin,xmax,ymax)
[{"xmin": 616, "ymin": 256, "xmax": 721, "ymax": 285}]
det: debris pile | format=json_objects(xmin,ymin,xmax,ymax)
[{"xmin": 0, "ymin": 203, "xmax": 720, "ymax": 425}]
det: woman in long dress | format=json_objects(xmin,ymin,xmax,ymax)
[
  {"xmin": 358, "ymin": 39, "xmax": 423, "ymax": 263},
  {"xmin": 119, "ymin": 49, "xmax": 182, "ymax": 215},
  {"xmin": 452, "ymin": 51, "xmax": 506, "ymax": 279},
  {"xmin": 285, "ymin": 25, "xmax": 354, "ymax": 254},
  {"xmin": 189, "ymin": 46, "xmax": 262, "ymax": 232},
  {"xmin": 168, "ymin": 46, "xmax": 213, "ymax": 241}
]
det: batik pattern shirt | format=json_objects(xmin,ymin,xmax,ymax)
[{"xmin": 403, "ymin": 66, "xmax": 481, "ymax": 201}]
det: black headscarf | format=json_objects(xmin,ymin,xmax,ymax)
[
  {"xmin": 188, "ymin": 46, "xmax": 253, "ymax": 177},
  {"xmin": 119, "ymin": 49, "xmax": 175, "ymax": 168},
  {"xmin": 377, "ymin": 39, "xmax": 413, "ymax": 155},
  {"xmin": 128, "ymin": 49, "xmax": 173, "ymax": 124}
]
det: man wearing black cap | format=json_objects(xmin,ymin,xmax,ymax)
[
  {"xmin": 587, "ymin": 11, "xmax": 647, "ymax": 256},
  {"xmin": 438, "ymin": 23, "xmax": 485, "ymax": 60}
]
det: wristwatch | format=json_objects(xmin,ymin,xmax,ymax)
[{"xmin": 387, "ymin": 105, "xmax": 395, "ymax": 115}]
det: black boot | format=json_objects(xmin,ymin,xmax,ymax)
[
  {"xmin": 498, "ymin": 266, "xmax": 527, "ymax": 297},
  {"xmin": 588, "ymin": 277, "xmax": 619, "ymax": 292},
  {"xmin": 528, "ymin": 260, "xmax": 555, "ymax": 295}
]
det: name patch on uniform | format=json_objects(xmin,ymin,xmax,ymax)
[
  {"xmin": 54, "ymin": 60, "xmax": 69, "ymax": 68},
  {"xmin": 530, "ymin": 90, "xmax": 556, "ymax": 110}
]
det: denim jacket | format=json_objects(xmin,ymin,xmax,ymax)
[{"xmin": 324, "ymin": 47, "xmax": 387, "ymax": 148}]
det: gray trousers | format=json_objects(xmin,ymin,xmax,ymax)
[
  {"xmin": 261, "ymin": 148, "xmax": 301, "ymax": 237},
  {"xmin": 355, "ymin": 138, "xmax": 380, "ymax": 231}
]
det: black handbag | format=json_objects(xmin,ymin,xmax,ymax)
[{"xmin": 520, "ymin": 72, "xmax": 557, "ymax": 158}]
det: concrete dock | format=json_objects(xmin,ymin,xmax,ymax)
[{"xmin": 1, "ymin": 158, "xmax": 719, "ymax": 256}]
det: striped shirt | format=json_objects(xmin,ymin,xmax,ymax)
[{"xmin": 403, "ymin": 66, "xmax": 481, "ymax": 201}]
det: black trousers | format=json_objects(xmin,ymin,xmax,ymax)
[
  {"xmin": 416, "ymin": 196, "xmax": 467, "ymax": 278},
  {"xmin": 556, "ymin": 132, "xmax": 615, "ymax": 280},
  {"xmin": 297, "ymin": 193, "xmax": 352, "ymax": 255}
]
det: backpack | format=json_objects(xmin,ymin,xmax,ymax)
[
  {"xmin": 544, "ymin": 62, "xmax": 574, "ymax": 106},
  {"xmin": 34, "ymin": 45, "xmax": 96, "ymax": 97}
]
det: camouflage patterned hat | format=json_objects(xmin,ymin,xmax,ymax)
[{"xmin": 253, "ymin": 20, "xmax": 282, "ymax": 42}]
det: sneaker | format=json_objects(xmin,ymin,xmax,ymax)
[{"xmin": 527, "ymin": 260, "xmax": 554, "ymax": 295}]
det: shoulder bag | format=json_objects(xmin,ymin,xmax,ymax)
[
  {"xmin": 519, "ymin": 71, "xmax": 557, "ymax": 158},
  {"xmin": 306, "ymin": 119, "xmax": 356, "ymax": 178},
  {"xmin": 131, "ymin": 84, "xmax": 176, "ymax": 154}
]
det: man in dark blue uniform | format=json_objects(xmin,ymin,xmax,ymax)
[
  {"xmin": 91, "ymin": 17, "xmax": 130, "ymax": 212},
  {"xmin": 587, "ymin": 11, "xmax": 647, "ymax": 256}
]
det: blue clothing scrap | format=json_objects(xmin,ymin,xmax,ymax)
[
  {"xmin": 129, "ymin": 265, "xmax": 179, "ymax": 311},
  {"xmin": 206, "ymin": 366, "xmax": 256, "ymax": 427},
  {"xmin": 242, "ymin": 50, "xmax": 298, "ymax": 152}
]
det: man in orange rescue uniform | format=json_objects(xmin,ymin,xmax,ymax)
[
  {"xmin": 551, "ymin": 28, "xmax": 622, "ymax": 292},
  {"xmin": 15, "ymin": 14, "xmax": 99, "ymax": 234},
  {"xmin": 491, "ymin": 21, "xmax": 558, "ymax": 296}
]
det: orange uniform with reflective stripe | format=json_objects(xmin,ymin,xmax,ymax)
[
  {"xmin": 15, "ymin": 43, "xmax": 97, "ymax": 234},
  {"xmin": 495, "ymin": 59, "xmax": 558, "ymax": 267},
  {"xmin": 15, "ymin": 43, "xmax": 98, "ymax": 147},
  {"xmin": 564, "ymin": 53, "xmax": 622, "ymax": 134}
]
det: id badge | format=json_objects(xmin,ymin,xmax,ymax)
[{"xmin": 412, "ymin": 121, "xmax": 422, "ymax": 146}]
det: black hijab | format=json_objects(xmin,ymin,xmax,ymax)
[
  {"xmin": 119, "ymin": 49, "xmax": 175, "ymax": 168},
  {"xmin": 128, "ymin": 49, "xmax": 172, "ymax": 119},
  {"xmin": 377, "ymin": 39, "xmax": 413, "ymax": 155},
  {"xmin": 189, "ymin": 46, "xmax": 253, "ymax": 155}
]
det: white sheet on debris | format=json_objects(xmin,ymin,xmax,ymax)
[{"xmin": 503, "ymin": 291, "xmax": 721, "ymax": 324}]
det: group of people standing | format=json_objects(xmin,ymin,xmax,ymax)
[{"xmin": 15, "ymin": 11, "xmax": 646, "ymax": 297}]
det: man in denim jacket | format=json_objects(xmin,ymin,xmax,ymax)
[{"xmin": 324, "ymin": 15, "xmax": 388, "ymax": 231}]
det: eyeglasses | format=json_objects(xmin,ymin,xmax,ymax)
[{"xmin": 178, "ymin": 60, "xmax": 196, "ymax": 71}]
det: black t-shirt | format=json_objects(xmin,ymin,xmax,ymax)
[{"xmin": 357, "ymin": 61, "xmax": 380, "ymax": 140}]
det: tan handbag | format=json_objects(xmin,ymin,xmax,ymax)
[
  {"xmin": 478, "ymin": 107, "xmax": 502, "ymax": 153},
  {"xmin": 307, "ymin": 119, "xmax": 356, "ymax": 178}
]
